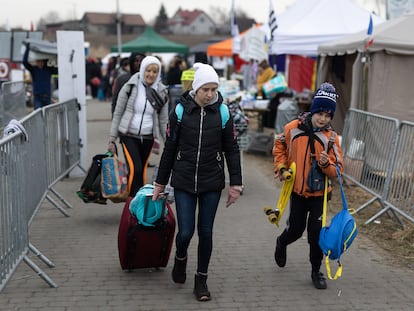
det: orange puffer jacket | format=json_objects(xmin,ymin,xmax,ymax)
[{"xmin": 273, "ymin": 118, "xmax": 343, "ymax": 198}]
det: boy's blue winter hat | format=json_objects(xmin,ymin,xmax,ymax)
[{"xmin": 310, "ymin": 82, "xmax": 338, "ymax": 118}]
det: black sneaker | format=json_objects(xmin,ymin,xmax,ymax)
[
  {"xmin": 274, "ymin": 237, "xmax": 287, "ymax": 267},
  {"xmin": 172, "ymin": 256, "xmax": 187, "ymax": 284},
  {"xmin": 311, "ymin": 271, "xmax": 327, "ymax": 289},
  {"xmin": 194, "ymin": 273, "xmax": 211, "ymax": 301}
]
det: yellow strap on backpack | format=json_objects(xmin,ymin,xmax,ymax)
[
  {"xmin": 325, "ymin": 253, "xmax": 342, "ymax": 280},
  {"xmin": 322, "ymin": 176, "xmax": 328, "ymax": 227},
  {"xmin": 322, "ymin": 176, "xmax": 343, "ymax": 280}
]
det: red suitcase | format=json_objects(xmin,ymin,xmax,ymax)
[{"xmin": 117, "ymin": 196, "xmax": 176, "ymax": 270}]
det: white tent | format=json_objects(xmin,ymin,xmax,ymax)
[
  {"xmin": 317, "ymin": 13, "xmax": 414, "ymax": 133},
  {"xmin": 271, "ymin": 0, "xmax": 384, "ymax": 56}
]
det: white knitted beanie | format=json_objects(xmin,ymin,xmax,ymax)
[{"xmin": 192, "ymin": 63, "xmax": 219, "ymax": 91}]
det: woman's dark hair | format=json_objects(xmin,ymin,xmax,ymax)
[{"xmin": 258, "ymin": 59, "xmax": 269, "ymax": 69}]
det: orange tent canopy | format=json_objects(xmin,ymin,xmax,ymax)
[
  {"xmin": 207, "ymin": 25, "xmax": 265, "ymax": 57},
  {"xmin": 207, "ymin": 37, "xmax": 234, "ymax": 57}
]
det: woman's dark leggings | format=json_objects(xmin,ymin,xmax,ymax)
[
  {"xmin": 120, "ymin": 135, "xmax": 153, "ymax": 197},
  {"xmin": 278, "ymin": 192, "xmax": 324, "ymax": 272}
]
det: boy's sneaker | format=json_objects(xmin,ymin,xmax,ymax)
[
  {"xmin": 274, "ymin": 237, "xmax": 287, "ymax": 267},
  {"xmin": 194, "ymin": 273, "xmax": 211, "ymax": 301},
  {"xmin": 311, "ymin": 271, "xmax": 327, "ymax": 289}
]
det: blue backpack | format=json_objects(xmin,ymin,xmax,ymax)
[
  {"xmin": 175, "ymin": 102, "xmax": 229, "ymax": 128},
  {"xmin": 319, "ymin": 165, "xmax": 358, "ymax": 280}
]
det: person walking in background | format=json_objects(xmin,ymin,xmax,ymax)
[
  {"xmin": 22, "ymin": 43, "xmax": 58, "ymax": 109},
  {"xmin": 256, "ymin": 59, "xmax": 275, "ymax": 99},
  {"xmin": 180, "ymin": 52, "xmax": 208, "ymax": 92},
  {"xmin": 104, "ymin": 56, "xmax": 118, "ymax": 99},
  {"xmin": 152, "ymin": 63, "xmax": 243, "ymax": 301},
  {"xmin": 108, "ymin": 56, "xmax": 169, "ymax": 197},
  {"xmin": 111, "ymin": 57, "xmax": 130, "ymax": 85},
  {"xmin": 166, "ymin": 55, "xmax": 183, "ymax": 86},
  {"xmin": 85, "ymin": 57, "xmax": 102, "ymax": 99},
  {"xmin": 272, "ymin": 82, "xmax": 343, "ymax": 290},
  {"xmin": 165, "ymin": 55, "xmax": 184, "ymax": 111},
  {"xmin": 111, "ymin": 52, "xmax": 146, "ymax": 116}
]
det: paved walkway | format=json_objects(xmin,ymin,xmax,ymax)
[{"xmin": 1, "ymin": 99, "xmax": 413, "ymax": 311}]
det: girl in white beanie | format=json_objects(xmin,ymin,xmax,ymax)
[{"xmin": 153, "ymin": 63, "xmax": 243, "ymax": 301}]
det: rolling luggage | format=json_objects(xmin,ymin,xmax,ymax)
[{"xmin": 117, "ymin": 194, "xmax": 176, "ymax": 270}]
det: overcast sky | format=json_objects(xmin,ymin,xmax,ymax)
[{"xmin": 2, "ymin": 0, "xmax": 383, "ymax": 29}]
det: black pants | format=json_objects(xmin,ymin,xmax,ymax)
[
  {"xmin": 120, "ymin": 135, "xmax": 153, "ymax": 197},
  {"xmin": 33, "ymin": 93, "xmax": 51, "ymax": 109},
  {"xmin": 278, "ymin": 192, "xmax": 324, "ymax": 272}
]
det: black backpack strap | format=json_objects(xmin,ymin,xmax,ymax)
[
  {"xmin": 327, "ymin": 131, "xmax": 336, "ymax": 152},
  {"xmin": 310, "ymin": 130, "xmax": 336, "ymax": 156},
  {"xmin": 308, "ymin": 132, "xmax": 317, "ymax": 160}
]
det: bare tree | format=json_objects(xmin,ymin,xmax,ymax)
[
  {"xmin": 208, "ymin": 6, "xmax": 254, "ymax": 34},
  {"xmin": 36, "ymin": 11, "xmax": 62, "ymax": 31},
  {"xmin": 208, "ymin": 6, "xmax": 228, "ymax": 26}
]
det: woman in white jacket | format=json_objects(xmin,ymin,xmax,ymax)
[{"xmin": 108, "ymin": 56, "xmax": 169, "ymax": 197}]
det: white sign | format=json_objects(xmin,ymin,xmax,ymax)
[
  {"xmin": 239, "ymin": 27, "xmax": 268, "ymax": 62},
  {"xmin": 57, "ymin": 31, "xmax": 87, "ymax": 176}
]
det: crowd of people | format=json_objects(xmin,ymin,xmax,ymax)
[
  {"xmin": 85, "ymin": 53, "xmax": 194, "ymax": 103},
  {"xmin": 239, "ymin": 58, "xmax": 276, "ymax": 99},
  {"xmin": 74, "ymin": 51, "xmax": 279, "ymax": 111},
  {"xmin": 102, "ymin": 49, "xmax": 343, "ymax": 301},
  {"xmin": 22, "ymin": 47, "xmax": 343, "ymax": 301}
]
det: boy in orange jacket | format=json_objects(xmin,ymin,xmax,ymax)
[{"xmin": 272, "ymin": 82, "xmax": 343, "ymax": 289}]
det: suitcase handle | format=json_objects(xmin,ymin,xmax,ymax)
[{"xmin": 143, "ymin": 193, "xmax": 167, "ymax": 223}]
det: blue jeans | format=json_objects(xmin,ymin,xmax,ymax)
[
  {"xmin": 174, "ymin": 189, "xmax": 221, "ymax": 274},
  {"xmin": 33, "ymin": 94, "xmax": 51, "ymax": 110}
]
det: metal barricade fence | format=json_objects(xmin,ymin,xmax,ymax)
[
  {"xmin": 341, "ymin": 109, "xmax": 414, "ymax": 225},
  {"xmin": 19, "ymin": 110, "xmax": 49, "ymax": 222},
  {"xmin": 380, "ymin": 121, "xmax": 414, "ymax": 224},
  {"xmin": 0, "ymin": 99, "xmax": 81, "ymax": 292},
  {"xmin": 42, "ymin": 99, "xmax": 81, "ymax": 218},
  {"xmin": 0, "ymin": 110, "xmax": 56, "ymax": 292},
  {"xmin": 0, "ymin": 81, "xmax": 27, "ymax": 131},
  {"xmin": 1, "ymin": 121, "xmax": 30, "ymax": 293}
]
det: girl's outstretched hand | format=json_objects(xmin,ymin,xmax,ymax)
[
  {"xmin": 226, "ymin": 185, "xmax": 242, "ymax": 207},
  {"xmin": 152, "ymin": 182, "xmax": 166, "ymax": 201}
]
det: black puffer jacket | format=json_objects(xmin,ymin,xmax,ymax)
[{"xmin": 156, "ymin": 91, "xmax": 242, "ymax": 194}]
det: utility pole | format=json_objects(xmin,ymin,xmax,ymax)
[{"xmin": 116, "ymin": 0, "xmax": 122, "ymax": 53}]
